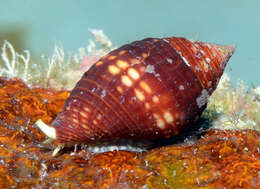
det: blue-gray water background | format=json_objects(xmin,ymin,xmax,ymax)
[{"xmin": 1, "ymin": 0, "xmax": 259, "ymax": 86}]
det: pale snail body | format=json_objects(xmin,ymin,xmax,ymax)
[{"xmin": 36, "ymin": 36, "xmax": 235, "ymax": 151}]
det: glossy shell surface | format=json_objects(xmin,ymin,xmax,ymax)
[{"xmin": 49, "ymin": 37, "xmax": 235, "ymax": 143}]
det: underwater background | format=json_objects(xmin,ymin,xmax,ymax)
[
  {"xmin": 0, "ymin": 1, "xmax": 259, "ymax": 188},
  {"xmin": 0, "ymin": 0, "xmax": 259, "ymax": 86}
]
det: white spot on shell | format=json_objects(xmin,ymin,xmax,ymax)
[
  {"xmin": 157, "ymin": 119, "xmax": 164, "ymax": 129},
  {"xmin": 117, "ymin": 60, "xmax": 129, "ymax": 69},
  {"xmin": 72, "ymin": 118, "xmax": 78, "ymax": 124},
  {"xmin": 164, "ymin": 112, "xmax": 174, "ymax": 123},
  {"xmin": 84, "ymin": 107, "xmax": 90, "ymax": 112},
  {"xmin": 155, "ymin": 73, "xmax": 160, "ymax": 78},
  {"xmin": 80, "ymin": 111, "xmax": 88, "ymax": 118},
  {"xmin": 195, "ymin": 65, "xmax": 200, "ymax": 71},
  {"xmin": 140, "ymin": 81, "xmax": 152, "ymax": 93},
  {"xmin": 145, "ymin": 103, "xmax": 150, "ymax": 110},
  {"xmin": 195, "ymin": 53, "xmax": 200, "ymax": 58},
  {"xmin": 152, "ymin": 96, "xmax": 159, "ymax": 103},
  {"xmin": 108, "ymin": 55, "xmax": 116, "ymax": 60},
  {"xmin": 145, "ymin": 65, "xmax": 155, "ymax": 74},
  {"xmin": 101, "ymin": 90, "xmax": 106, "ymax": 98},
  {"xmin": 135, "ymin": 89, "xmax": 145, "ymax": 101},
  {"xmin": 153, "ymin": 114, "xmax": 165, "ymax": 129},
  {"xmin": 196, "ymin": 89, "xmax": 209, "ymax": 108},
  {"xmin": 200, "ymin": 50, "xmax": 205, "ymax": 55},
  {"xmin": 128, "ymin": 68, "xmax": 140, "ymax": 80},
  {"xmin": 205, "ymin": 57, "xmax": 211, "ymax": 63},
  {"xmin": 121, "ymin": 75, "xmax": 132, "ymax": 87},
  {"xmin": 130, "ymin": 58, "xmax": 141, "ymax": 65},
  {"xmin": 131, "ymin": 96, "xmax": 137, "ymax": 101},
  {"xmin": 182, "ymin": 57, "xmax": 190, "ymax": 67},
  {"xmin": 116, "ymin": 86, "xmax": 123, "ymax": 94},
  {"xmin": 166, "ymin": 58, "xmax": 173, "ymax": 64},
  {"xmin": 179, "ymin": 85, "xmax": 184, "ymax": 90},
  {"xmin": 108, "ymin": 65, "xmax": 120, "ymax": 75},
  {"xmin": 175, "ymin": 50, "xmax": 190, "ymax": 67},
  {"xmin": 162, "ymin": 39, "xmax": 169, "ymax": 43}
]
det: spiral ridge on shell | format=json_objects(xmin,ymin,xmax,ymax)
[{"xmin": 36, "ymin": 36, "xmax": 235, "ymax": 144}]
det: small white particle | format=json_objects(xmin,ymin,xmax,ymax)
[
  {"xmin": 205, "ymin": 57, "xmax": 211, "ymax": 63},
  {"xmin": 131, "ymin": 96, "xmax": 137, "ymax": 101},
  {"xmin": 200, "ymin": 50, "xmax": 205, "ymax": 55},
  {"xmin": 182, "ymin": 56, "xmax": 190, "ymax": 67},
  {"xmin": 73, "ymin": 99, "xmax": 77, "ymax": 103},
  {"xmin": 80, "ymin": 91, "xmax": 84, "ymax": 95},
  {"xmin": 195, "ymin": 53, "xmax": 200, "ymax": 58},
  {"xmin": 162, "ymin": 38, "xmax": 169, "ymax": 43},
  {"xmin": 145, "ymin": 65, "xmax": 155, "ymax": 74},
  {"xmin": 196, "ymin": 89, "xmax": 209, "ymax": 108},
  {"xmin": 195, "ymin": 65, "xmax": 200, "ymax": 71},
  {"xmin": 166, "ymin": 58, "xmax": 173, "ymax": 64},
  {"xmin": 244, "ymin": 147, "xmax": 248, "ymax": 152},
  {"xmin": 101, "ymin": 90, "xmax": 106, "ymax": 98},
  {"xmin": 175, "ymin": 50, "xmax": 190, "ymax": 67},
  {"xmin": 97, "ymin": 114, "xmax": 102, "ymax": 120},
  {"xmin": 155, "ymin": 73, "xmax": 160, "ymax": 78},
  {"xmin": 179, "ymin": 85, "xmax": 184, "ymax": 90}
]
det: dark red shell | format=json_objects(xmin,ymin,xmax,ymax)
[{"xmin": 51, "ymin": 37, "xmax": 235, "ymax": 143}]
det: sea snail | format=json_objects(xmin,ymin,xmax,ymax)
[{"xmin": 36, "ymin": 36, "xmax": 235, "ymax": 153}]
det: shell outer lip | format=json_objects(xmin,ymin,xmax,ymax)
[{"xmin": 35, "ymin": 119, "xmax": 57, "ymax": 140}]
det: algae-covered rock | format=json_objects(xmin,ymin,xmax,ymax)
[{"xmin": 0, "ymin": 77, "xmax": 259, "ymax": 188}]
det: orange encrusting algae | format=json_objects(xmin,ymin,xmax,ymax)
[{"xmin": 0, "ymin": 77, "xmax": 259, "ymax": 188}]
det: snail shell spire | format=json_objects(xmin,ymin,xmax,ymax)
[{"xmin": 36, "ymin": 36, "xmax": 235, "ymax": 144}]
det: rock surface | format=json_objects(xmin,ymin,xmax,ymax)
[{"xmin": 0, "ymin": 77, "xmax": 259, "ymax": 188}]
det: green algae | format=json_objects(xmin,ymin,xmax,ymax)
[
  {"xmin": 206, "ymin": 74, "xmax": 260, "ymax": 131},
  {"xmin": 145, "ymin": 147, "xmax": 215, "ymax": 189}
]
